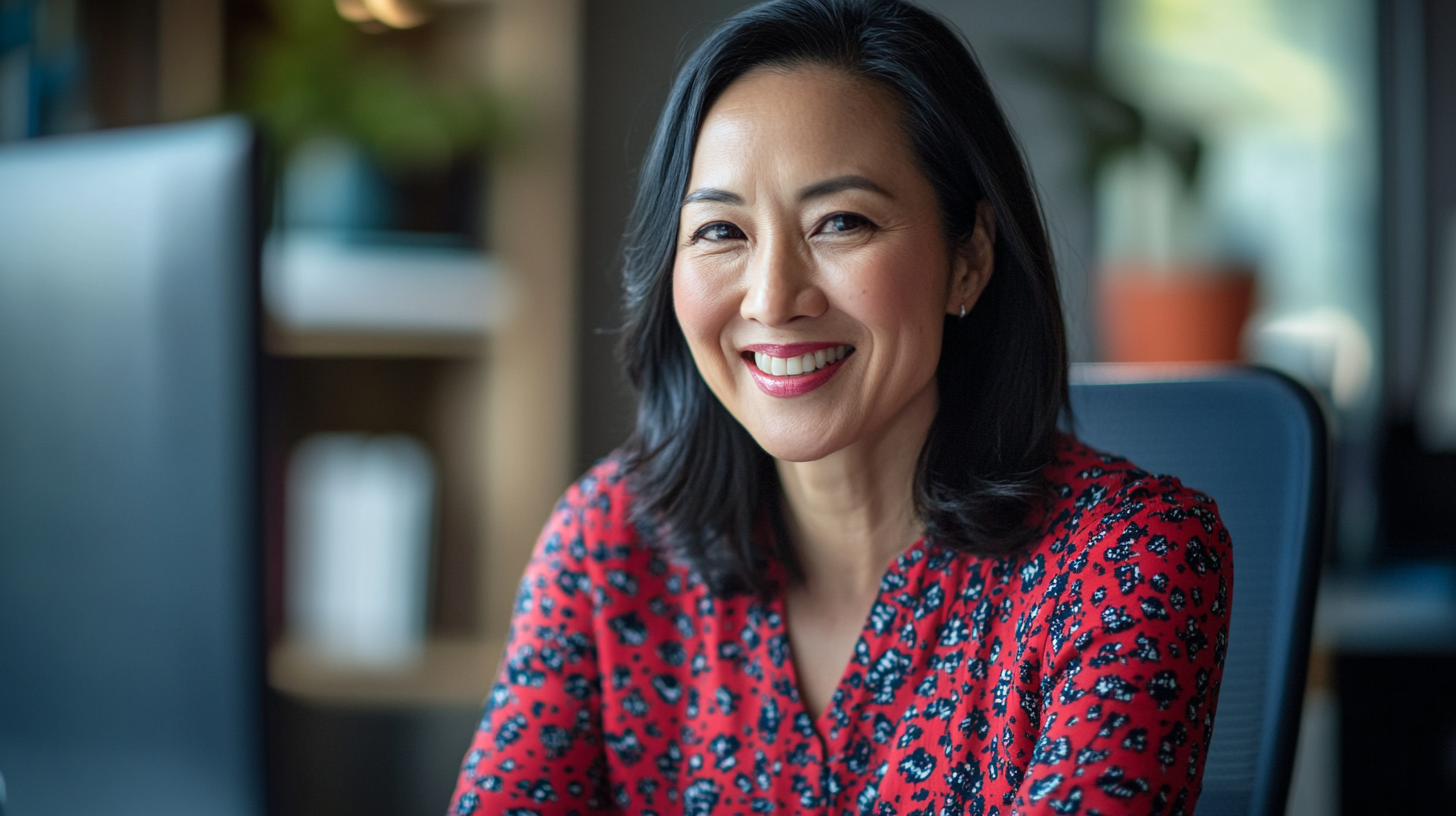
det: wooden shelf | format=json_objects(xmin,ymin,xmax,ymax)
[
  {"xmin": 260, "ymin": 230, "xmax": 513, "ymax": 358},
  {"xmin": 269, "ymin": 636, "xmax": 505, "ymax": 707},
  {"xmin": 262, "ymin": 0, "xmax": 579, "ymax": 717},
  {"xmin": 264, "ymin": 323, "xmax": 484, "ymax": 359}
]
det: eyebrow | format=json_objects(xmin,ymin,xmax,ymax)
[
  {"xmin": 681, "ymin": 188, "xmax": 744, "ymax": 206},
  {"xmin": 798, "ymin": 174, "xmax": 891, "ymax": 201},
  {"xmin": 680, "ymin": 174, "xmax": 891, "ymax": 208}
]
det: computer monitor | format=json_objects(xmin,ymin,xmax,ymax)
[{"xmin": 0, "ymin": 117, "xmax": 264, "ymax": 816}]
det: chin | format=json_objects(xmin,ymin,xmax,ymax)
[
  {"xmin": 740, "ymin": 414, "xmax": 847, "ymax": 463},
  {"xmin": 757, "ymin": 441, "xmax": 835, "ymax": 463}
]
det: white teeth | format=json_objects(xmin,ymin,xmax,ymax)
[{"xmin": 752, "ymin": 345, "xmax": 852, "ymax": 376}]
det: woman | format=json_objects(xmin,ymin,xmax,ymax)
[{"xmin": 452, "ymin": 1, "xmax": 1231, "ymax": 813}]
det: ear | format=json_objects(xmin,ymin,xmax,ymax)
[{"xmin": 945, "ymin": 200, "xmax": 996, "ymax": 317}]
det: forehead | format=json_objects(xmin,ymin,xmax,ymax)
[{"xmin": 689, "ymin": 65, "xmax": 916, "ymax": 184}]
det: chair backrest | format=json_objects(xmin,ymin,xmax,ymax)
[
  {"xmin": 0, "ymin": 118, "xmax": 264, "ymax": 815},
  {"xmin": 1068, "ymin": 365, "xmax": 1327, "ymax": 816}
]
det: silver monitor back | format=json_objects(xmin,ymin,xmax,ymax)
[{"xmin": 0, "ymin": 117, "xmax": 263, "ymax": 816}]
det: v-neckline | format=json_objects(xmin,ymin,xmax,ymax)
[{"xmin": 769, "ymin": 537, "xmax": 929, "ymax": 743}]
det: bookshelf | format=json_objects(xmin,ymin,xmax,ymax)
[
  {"xmin": 260, "ymin": 0, "xmax": 580, "ymax": 710},
  {"xmin": 269, "ymin": 636, "xmax": 507, "ymax": 707}
]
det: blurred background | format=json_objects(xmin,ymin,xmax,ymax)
[{"xmin": 0, "ymin": 0, "xmax": 1452, "ymax": 813}]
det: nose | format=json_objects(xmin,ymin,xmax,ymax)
[{"xmin": 739, "ymin": 233, "xmax": 827, "ymax": 327}]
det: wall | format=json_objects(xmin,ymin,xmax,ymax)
[{"xmin": 921, "ymin": 0, "xmax": 1098, "ymax": 362}]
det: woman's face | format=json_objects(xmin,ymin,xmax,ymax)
[{"xmin": 673, "ymin": 65, "xmax": 992, "ymax": 462}]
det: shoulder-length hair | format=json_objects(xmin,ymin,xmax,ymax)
[{"xmin": 619, "ymin": 0, "xmax": 1069, "ymax": 597}]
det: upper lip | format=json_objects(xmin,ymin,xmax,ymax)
[{"xmin": 740, "ymin": 341, "xmax": 848, "ymax": 357}]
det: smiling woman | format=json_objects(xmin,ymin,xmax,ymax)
[
  {"xmin": 450, "ymin": 1, "xmax": 1231, "ymax": 814},
  {"xmin": 671, "ymin": 64, "xmax": 1000, "ymax": 721},
  {"xmin": 674, "ymin": 66, "xmax": 989, "ymax": 470}
]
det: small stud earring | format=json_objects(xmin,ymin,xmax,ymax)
[{"xmin": 958, "ymin": 303, "xmax": 967, "ymax": 319}]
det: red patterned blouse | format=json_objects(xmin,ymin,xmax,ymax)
[{"xmin": 450, "ymin": 435, "xmax": 1232, "ymax": 816}]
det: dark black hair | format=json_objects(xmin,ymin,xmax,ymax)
[{"xmin": 619, "ymin": 0, "xmax": 1069, "ymax": 597}]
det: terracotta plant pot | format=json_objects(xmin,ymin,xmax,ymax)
[{"xmin": 1097, "ymin": 265, "xmax": 1257, "ymax": 363}]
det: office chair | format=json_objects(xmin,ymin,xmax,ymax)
[{"xmin": 1068, "ymin": 364, "xmax": 1328, "ymax": 816}]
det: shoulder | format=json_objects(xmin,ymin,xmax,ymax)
[
  {"xmin": 512, "ymin": 453, "xmax": 700, "ymax": 646},
  {"xmin": 557, "ymin": 453, "xmax": 632, "ymax": 519},
  {"xmin": 1019, "ymin": 434, "xmax": 1233, "ymax": 679},
  {"xmin": 529, "ymin": 452, "xmax": 650, "ymax": 575},
  {"xmin": 530, "ymin": 451, "xmax": 705, "ymax": 583},
  {"xmin": 1037, "ymin": 433, "xmax": 1232, "ymax": 586},
  {"xmin": 548, "ymin": 452, "xmax": 664, "ymax": 541}
]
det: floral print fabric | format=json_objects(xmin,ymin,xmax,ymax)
[{"xmin": 450, "ymin": 435, "xmax": 1232, "ymax": 815}]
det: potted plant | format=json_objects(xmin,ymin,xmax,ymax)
[
  {"xmin": 1013, "ymin": 46, "xmax": 1256, "ymax": 364},
  {"xmin": 239, "ymin": 0, "xmax": 513, "ymax": 232}
]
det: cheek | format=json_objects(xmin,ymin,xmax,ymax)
[
  {"xmin": 836, "ymin": 247, "xmax": 949, "ymax": 335},
  {"xmin": 671, "ymin": 259, "xmax": 738, "ymax": 363}
]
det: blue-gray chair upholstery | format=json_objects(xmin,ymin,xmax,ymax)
[{"xmin": 1068, "ymin": 364, "xmax": 1328, "ymax": 816}]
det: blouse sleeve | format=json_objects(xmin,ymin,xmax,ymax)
[
  {"xmin": 1014, "ymin": 475, "xmax": 1233, "ymax": 815},
  {"xmin": 449, "ymin": 477, "xmax": 616, "ymax": 816}
]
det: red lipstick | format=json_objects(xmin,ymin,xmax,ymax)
[{"xmin": 740, "ymin": 343, "xmax": 853, "ymax": 398}]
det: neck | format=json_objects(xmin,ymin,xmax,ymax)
[{"xmin": 776, "ymin": 381, "xmax": 937, "ymax": 600}]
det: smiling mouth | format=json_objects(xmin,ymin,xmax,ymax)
[{"xmin": 743, "ymin": 345, "xmax": 854, "ymax": 377}]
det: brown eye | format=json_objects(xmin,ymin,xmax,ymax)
[
  {"xmin": 823, "ymin": 213, "xmax": 871, "ymax": 233},
  {"xmin": 691, "ymin": 222, "xmax": 745, "ymax": 242}
]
